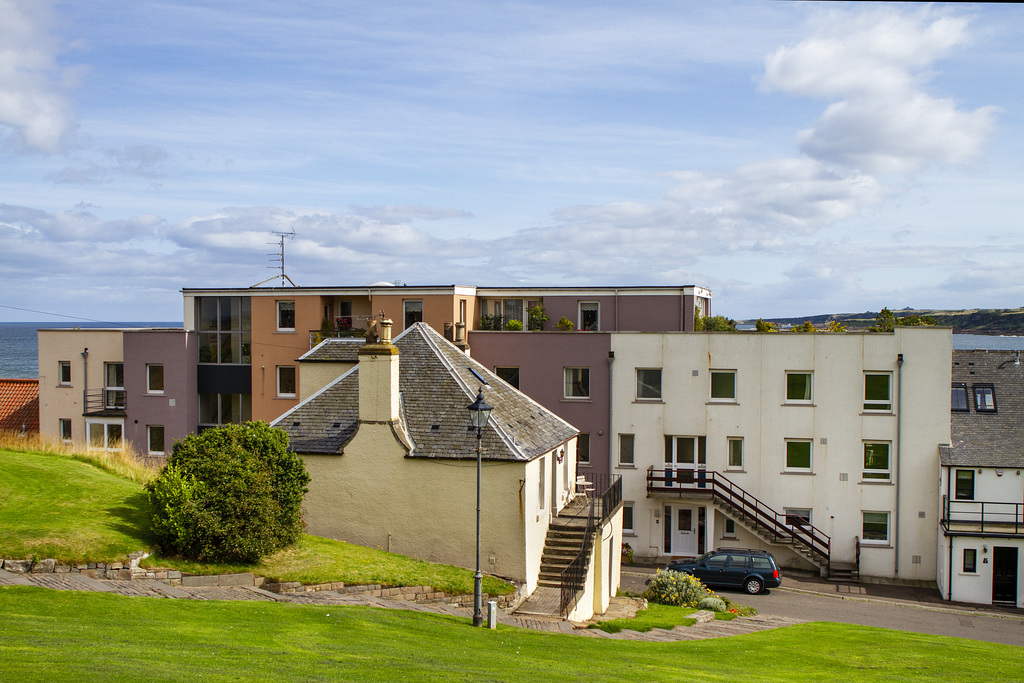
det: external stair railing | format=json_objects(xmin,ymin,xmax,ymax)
[{"xmin": 646, "ymin": 467, "xmax": 830, "ymax": 570}]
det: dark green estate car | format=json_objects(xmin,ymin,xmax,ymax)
[{"xmin": 667, "ymin": 549, "xmax": 781, "ymax": 594}]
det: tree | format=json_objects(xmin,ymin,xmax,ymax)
[
  {"xmin": 825, "ymin": 319, "xmax": 847, "ymax": 333},
  {"xmin": 756, "ymin": 318, "xmax": 779, "ymax": 332},
  {"xmin": 870, "ymin": 308, "xmax": 897, "ymax": 332},
  {"xmin": 790, "ymin": 321, "xmax": 815, "ymax": 333},
  {"xmin": 694, "ymin": 306, "xmax": 736, "ymax": 332},
  {"xmin": 147, "ymin": 421, "xmax": 310, "ymax": 563}
]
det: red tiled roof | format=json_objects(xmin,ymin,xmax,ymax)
[{"xmin": 0, "ymin": 379, "xmax": 40, "ymax": 433}]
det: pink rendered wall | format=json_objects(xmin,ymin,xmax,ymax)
[{"xmin": 538, "ymin": 294, "xmax": 684, "ymax": 332}]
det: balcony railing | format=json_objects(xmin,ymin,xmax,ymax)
[
  {"xmin": 647, "ymin": 467, "xmax": 831, "ymax": 567},
  {"xmin": 942, "ymin": 495, "xmax": 1024, "ymax": 536},
  {"xmin": 84, "ymin": 388, "xmax": 126, "ymax": 414},
  {"xmin": 308, "ymin": 325, "xmax": 364, "ymax": 348}
]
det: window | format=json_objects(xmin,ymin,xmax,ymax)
[
  {"xmin": 951, "ymin": 383, "xmax": 969, "ymax": 412},
  {"xmin": 277, "ymin": 366, "xmax": 297, "ymax": 398},
  {"xmin": 199, "ymin": 393, "xmax": 252, "ymax": 427},
  {"xmin": 728, "ymin": 437, "xmax": 743, "ymax": 469},
  {"xmin": 197, "ymin": 296, "xmax": 252, "ymax": 364},
  {"xmin": 710, "ymin": 370, "xmax": 736, "ymax": 401},
  {"xmin": 785, "ymin": 508, "xmax": 812, "ymax": 527},
  {"xmin": 277, "ymin": 300, "xmax": 296, "ymax": 331},
  {"xmin": 148, "ymin": 425, "xmax": 165, "ymax": 455},
  {"xmin": 577, "ymin": 433, "xmax": 590, "ymax": 465},
  {"xmin": 59, "ymin": 418, "xmax": 72, "ymax": 441},
  {"xmin": 538, "ymin": 456, "xmax": 546, "ymax": 510},
  {"xmin": 724, "ymin": 518, "xmax": 736, "ymax": 537},
  {"xmin": 104, "ymin": 363, "xmax": 125, "ymax": 410},
  {"xmin": 147, "ymin": 364, "xmax": 164, "ymax": 394},
  {"xmin": 785, "ymin": 440, "xmax": 811, "ymax": 470},
  {"xmin": 864, "ymin": 373, "xmax": 892, "ymax": 412},
  {"xmin": 579, "ymin": 301, "xmax": 599, "ymax": 331},
  {"xmin": 786, "ymin": 372, "xmax": 812, "ymax": 402},
  {"xmin": 963, "ymin": 548, "xmax": 978, "ymax": 574},
  {"xmin": 564, "ymin": 367, "xmax": 590, "ymax": 398},
  {"xmin": 503, "ymin": 299, "xmax": 524, "ymax": 327},
  {"xmin": 636, "ymin": 368, "xmax": 662, "ymax": 400},
  {"xmin": 495, "ymin": 366, "xmax": 520, "ymax": 390},
  {"xmin": 862, "ymin": 442, "xmax": 891, "ymax": 480},
  {"xmin": 954, "ymin": 469, "xmax": 975, "ymax": 500},
  {"xmin": 404, "ymin": 300, "xmax": 423, "ymax": 328},
  {"xmin": 336, "ymin": 300, "xmax": 353, "ymax": 330},
  {"xmin": 87, "ymin": 421, "xmax": 122, "ymax": 451},
  {"xmin": 973, "ymin": 384, "xmax": 996, "ymax": 412},
  {"xmin": 862, "ymin": 511, "xmax": 889, "ymax": 544},
  {"xmin": 618, "ymin": 434, "xmax": 635, "ymax": 467},
  {"xmin": 58, "ymin": 361, "xmax": 71, "ymax": 385},
  {"xmin": 622, "ymin": 502, "xmax": 634, "ymax": 534}
]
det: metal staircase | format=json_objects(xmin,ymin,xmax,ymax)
[{"xmin": 647, "ymin": 468, "xmax": 855, "ymax": 580}]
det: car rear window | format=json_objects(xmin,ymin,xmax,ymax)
[{"xmin": 751, "ymin": 557, "xmax": 773, "ymax": 570}]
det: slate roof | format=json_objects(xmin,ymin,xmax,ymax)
[
  {"xmin": 0, "ymin": 379, "xmax": 39, "ymax": 433},
  {"xmin": 275, "ymin": 323, "xmax": 578, "ymax": 461},
  {"xmin": 943, "ymin": 349, "xmax": 1024, "ymax": 468},
  {"xmin": 299, "ymin": 338, "xmax": 362, "ymax": 363}
]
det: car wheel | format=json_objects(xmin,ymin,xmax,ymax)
[{"xmin": 744, "ymin": 577, "xmax": 763, "ymax": 595}]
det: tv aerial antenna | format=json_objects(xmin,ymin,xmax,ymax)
[{"xmin": 252, "ymin": 230, "xmax": 298, "ymax": 287}]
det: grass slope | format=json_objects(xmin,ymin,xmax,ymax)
[
  {"xmin": 0, "ymin": 448, "xmax": 512, "ymax": 595},
  {"xmin": 1, "ymin": 588, "xmax": 1021, "ymax": 682}
]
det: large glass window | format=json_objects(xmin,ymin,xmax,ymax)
[
  {"xmin": 864, "ymin": 373, "xmax": 892, "ymax": 412},
  {"xmin": 636, "ymin": 368, "xmax": 662, "ymax": 400},
  {"xmin": 728, "ymin": 437, "xmax": 743, "ymax": 469},
  {"xmin": 710, "ymin": 370, "xmax": 736, "ymax": 400},
  {"xmin": 955, "ymin": 469, "xmax": 975, "ymax": 500},
  {"xmin": 785, "ymin": 440, "xmax": 811, "ymax": 470},
  {"xmin": 197, "ymin": 297, "xmax": 251, "ymax": 364},
  {"xmin": 148, "ymin": 425, "xmax": 165, "ymax": 455},
  {"xmin": 104, "ymin": 363, "xmax": 125, "ymax": 410},
  {"xmin": 147, "ymin": 364, "xmax": 164, "ymax": 393},
  {"xmin": 87, "ymin": 421, "xmax": 122, "ymax": 450},
  {"xmin": 277, "ymin": 366, "xmax": 297, "ymax": 398},
  {"xmin": 564, "ymin": 367, "xmax": 590, "ymax": 398},
  {"xmin": 199, "ymin": 393, "xmax": 252, "ymax": 427},
  {"xmin": 862, "ymin": 442, "xmax": 891, "ymax": 480},
  {"xmin": 862, "ymin": 511, "xmax": 889, "ymax": 544},
  {"xmin": 951, "ymin": 383, "xmax": 969, "ymax": 412},
  {"xmin": 786, "ymin": 372, "xmax": 812, "ymax": 402}
]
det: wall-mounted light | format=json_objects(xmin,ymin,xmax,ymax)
[{"xmin": 996, "ymin": 469, "xmax": 1004, "ymax": 477}]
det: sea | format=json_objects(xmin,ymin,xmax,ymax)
[
  {"xmin": 0, "ymin": 323, "xmax": 1021, "ymax": 379},
  {"xmin": 0, "ymin": 322, "xmax": 182, "ymax": 379}
]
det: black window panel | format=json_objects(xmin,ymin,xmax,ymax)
[{"xmin": 951, "ymin": 384, "xmax": 969, "ymax": 412}]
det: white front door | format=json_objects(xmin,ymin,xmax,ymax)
[{"xmin": 666, "ymin": 505, "xmax": 698, "ymax": 557}]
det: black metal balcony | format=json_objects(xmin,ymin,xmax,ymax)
[
  {"xmin": 942, "ymin": 495, "xmax": 1024, "ymax": 537},
  {"xmin": 84, "ymin": 388, "xmax": 126, "ymax": 416}
]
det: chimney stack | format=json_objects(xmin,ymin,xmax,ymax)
[{"xmin": 358, "ymin": 318, "xmax": 400, "ymax": 423}]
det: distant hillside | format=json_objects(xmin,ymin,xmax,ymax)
[{"xmin": 756, "ymin": 307, "xmax": 1024, "ymax": 335}]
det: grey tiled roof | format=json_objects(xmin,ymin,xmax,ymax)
[
  {"xmin": 299, "ymin": 338, "xmax": 362, "ymax": 362},
  {"xmin": 943, "ymin": 349, "xmax": 1024, "ymax": 468},
  {"xmin": 274, "ymin": 323, "xmax": 578, "ymax": 461}
]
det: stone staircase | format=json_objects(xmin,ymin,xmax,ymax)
[{"xmin": 536, "ymin": 497, "xmax": 594, "ymax": 589}]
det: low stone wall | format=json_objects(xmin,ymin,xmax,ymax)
[{"xmin": 1, "ymin": 554, "xmax": 520, "ymax": 608}]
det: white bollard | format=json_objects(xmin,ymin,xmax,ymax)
[{"xmin": 487, "ymin": 600, "xmax": 497, "ymax": 629}]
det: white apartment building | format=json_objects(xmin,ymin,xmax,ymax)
[{"xmin": 610, "ymin": 327, "xmax": 951, "ymax": 582}]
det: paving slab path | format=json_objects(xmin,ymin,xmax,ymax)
[{"xmin": 0, "ymin": 567, "xmax": 795, "ymax": 643}]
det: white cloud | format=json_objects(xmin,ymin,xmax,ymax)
[
  {"xmin": 0, "ymin": 0, "xmax": 78, "ymax": 153},
  {"xmin": 762, "ymin": 7, "xmax": 997, "ymax": 173}
]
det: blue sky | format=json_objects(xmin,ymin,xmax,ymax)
[{"xmin": 1, "ymin": 1, "xmax": 1022, "ymax": 323}]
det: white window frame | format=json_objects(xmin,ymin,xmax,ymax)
[
  {"xmin": 635, "ymin": 368, "xmax": 662, "ymax": 400},
  {"xmin": 727, "ymin": 437, "xmax": 743, "ymax": 470},
  {"xmin": 785, "ymin": 508, "xmax": 812, "ymax": 527},
  {"xmin": 618, "ymin": 433, "xmax": 635, "ymax": 467},
  {"xmin": 723, "ymin": 518, "xmax": 736, "ymax": 538},
  {"xmin": 864, "ymin": 373, "xmax": 892, "ymax": 412},
  {"xmin": 58, "ymin": 360, "xmax": 71, "ymax": 386},
  {"xmin": 277, "ymin": 365, "xmax": 297, "ymax": 398},
  {"xmin": 146, "ymin": 364, "xmax": 164, "ymax": 394},
  {"xmin": 578, "ymin": 301, "xmax": 600, "ymax": 331},
  {"xmin": 785, "ymin": 371, "xmax": 812, "ymax": 403},
  {"xmin": 710, "ymin": 370, "xmax": 736, "ymax": 402},
  {"xmin": 86, "ymin": 418, "xmax": 124, "ymax": 451},
  {"xmin": 962, "ymin": 548, "xmax": 978, "ymax": 574},
  {"xmin": 622, "ymin": 502, "xmax": 635, "ymax": 534},
  {"xmin": 564, "ymin": 367, "xmax": 590, "ymax": 399},
  {"xmin": 785, "ymin": 439, "xmax": 812, "ymax": 471},
  {"xmin": 861, "ymin": 510, "xmax": 890, "ymax": 545},
  {"xmin": 147, "ymin": 425, "xmax": 165, "ymax": 456},
  {"xmin": 277, "ymin": 300, "xmax": 296, "ymax": 332},
  {"xmin": 862, "ymin": 441, "xmax": 891, "ymax": 481},
  {"xmin": 59, "ymin": 418, "xmax": 72, "ymax": 441}
]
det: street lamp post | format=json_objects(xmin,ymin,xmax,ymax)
[{"xmin": 467, "ymin": 387, "xmax": 492, "ymax": 628}]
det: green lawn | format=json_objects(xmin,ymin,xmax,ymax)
[
  {"xmin": 0, "ymin": 449, "xmax": 511, "ymax": 595},
  {"xmin": 1, "ymin": 587, "xmax": 1021, "ymax": 682},
  {"xmin": 589, "ymin": 603, "xmax": 738, "ymax": 633}
]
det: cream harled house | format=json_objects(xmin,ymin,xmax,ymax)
[{"xmin": 610, "ymin": 326, "xmax": 951, "ymax": 582}]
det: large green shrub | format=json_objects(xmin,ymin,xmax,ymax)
[
  {"xmin": 698, "ymin": 596, "xmax": 727, "ymax": 612},
  {"xmin": 146, "ymin": 422, "xmax": 310, "ymax": 563},
  {"xmin": 643, "ymin": 569, "xmax": 711, "ymax": 607}
]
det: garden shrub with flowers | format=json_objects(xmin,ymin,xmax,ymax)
[{"xmin": 643, "ymin": 569, "xmax": 712, "ymax": 607}]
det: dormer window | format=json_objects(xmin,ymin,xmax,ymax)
[{"xmin": 973, "ymin": 384, "xmax": 996, "ymax": 412}]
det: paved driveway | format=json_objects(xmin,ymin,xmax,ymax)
[{"xmin": 621, "ymin": 568, "xmax": 1024, "ymax": 648}]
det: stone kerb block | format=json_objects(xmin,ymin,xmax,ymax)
[
  {"xmin": 2, "ymin": 559, "xmax": 32, "ymax": 573},
  {"xmin": 30, "ymin": 559, "xmax": 56, "ymax": 573}
]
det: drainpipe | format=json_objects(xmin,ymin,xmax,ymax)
[
  {"xmin": 607, "ymin": 349, "xmax": 614, "ymax": 477},
  {"xmin": 895, "ymin": 353, "xmax": 903, "ymax": 579},
  {"xmin": 946, "ymin": 468, "xmax": 953, "ymax": 601},
  {"xmin": 81, "ymin": 348, "xmax": 89, "ymax": 413}
]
